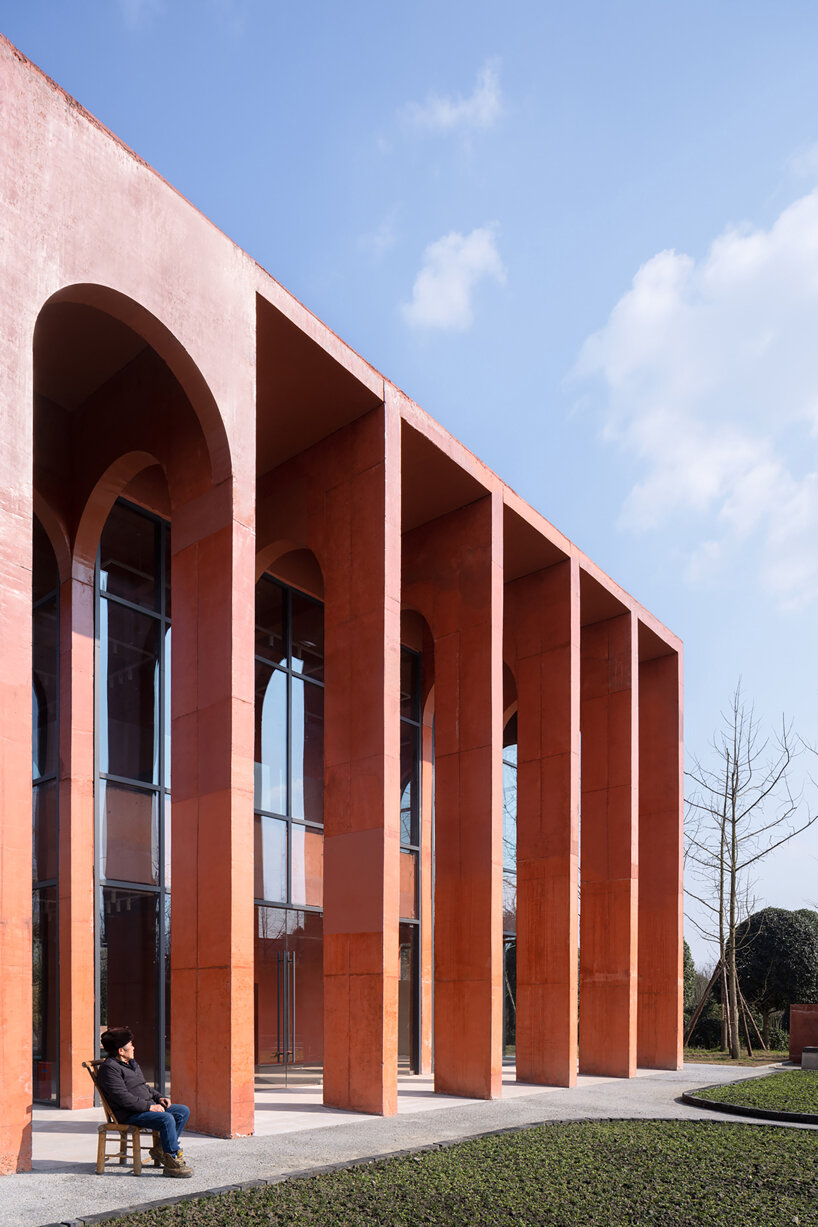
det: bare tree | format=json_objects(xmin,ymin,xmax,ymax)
[{"xmin": 685, "ymin": 683, "xmax": 816, "ymax": 1058}]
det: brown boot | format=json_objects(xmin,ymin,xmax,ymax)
[
  {"xmin": 149, "ymin": 1146, "xmax": 165, "ymax": 1166},
  {"xmin": 161, "ymin": 1152, "xmax": 194, "ymax": 1178}
]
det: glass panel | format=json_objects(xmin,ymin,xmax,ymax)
[
  {"xmin": 254, "ymin": 814, "xmax": 287, "ymax": 903},
  {"xmin": 164, "ymin": 524, "xmax": 172, "ymax": 617},
  {"xmin": 100, "ymin": 888, "xmax": 159, "ymax": 1083},
  {"xmin": 291, "ymin": 825, "xmax": 323, "ymax": 907},
  {"xmin": 503, "ymin": 938, "xmax": 517, "ymax": 1058},
  {"xmin": 503, "ymin": 712, "xmax": 517, "ymax": 752},
  {"xmin": 99, "ymin": 502, "xmax": 158, "ymax": 610},
  {"xmin": 400, "ymin": 851, "xmax": 417, "ymax": 920},
  {"xmin": 33, "ymin": 517, "xmax": 59, "ymax": 602},
  {"xmin": 502, "ymin": 759, "xmax": 517, "ymax": 872},
  {"xmin": 291, "ymin": 590, "xmax": 324, "ymax": 681},
  {"xmin": 32, "ymin": 886, "xmax": 58, "ymax": 1101},
  {"xmin": 400, "ymin": 722, "xmax": 418, "ymax": 846},
  {"xmin": 255, "ymin": 579, "xmax": 286, "ymax": 666},
  {"xmin": 288, "ymin": 909, "xmax": 324, "ymax": 1077},
  {"xmin": 101, "ymin": 781, "xmax": 159, "ymax": 885},
  {"xmin": 32, "ymin": 597, "xmax": 58, "ymax": 781},
  {"xmin": 254, "ymin": 664, "xmax": 287, "ymax": 814},
  {"xmin": 398, "ymin": 922, "xmax": 418, "ymax": 1072},
  {"xmin": 99, "ymin": 601, "xmax": 160, "ymax": 784},
  {"xmin": 164, "ymin": 797, "xmax": 171, "ymax": 889},
  {"xmin": 400, "ymin": 649, "xmax": 420, "ymax": 722},
  {"xmin": 254, "ymin": 906, "xmax": 287, "ymax": 1067},
  {"xmin": 32, "ymin": 781, "xmax": 58, "ymax": 884},
  {"xmin": 503, "ymin": 873, "xmax": 517, "ymax": 935},
  {"xmin": 291, "ymin": 678, "xmax": 323, "ymax": 824}
]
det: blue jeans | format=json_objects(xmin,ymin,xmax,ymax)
[{"xmin": 126, "ymin": 1103, "xmax": 190, "ymax": 1156}]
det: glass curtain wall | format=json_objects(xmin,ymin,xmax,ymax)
[
  {"xmin": 502, "ymin": 713, "xmax": 517, "ymax": 1060},
  {"xmin": 399, "ymin": 648, "xmax": 421, "ymax": 1073},
  {"xmin": 33, "ymin": 518, "xmax": 59, "ymax": 1102},
  {"xmin": 254, "ymin": 576, "xmax": 324, "ymax": 1086},
  {"xmin": 96, "ymin": 500, "xmax": 171, "ymax": 1089}
]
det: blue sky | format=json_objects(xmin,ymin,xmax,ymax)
[{"xmin": 5, "ymin": 1, "xmax": 818, "ymax": 967}]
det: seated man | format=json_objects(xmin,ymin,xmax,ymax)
[{"xmin": 97, "ymin": 1027, "xmax": 193, "ymax": 1178}]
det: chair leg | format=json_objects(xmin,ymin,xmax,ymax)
[
  {"xmin": 96, "ymin": 1130, "xmax": 106, "ymax": 1175},
  {"xmin": 119, "ymin": 1130, "xmax": 128, "ymax": 1166},
  {"xmin": 132, "ymin": 1129, "xmax": 143, "ymax": 1175},
  {"xmin": 152, "ymin": 1130, "xmax": 162, "ymax": 1166}
]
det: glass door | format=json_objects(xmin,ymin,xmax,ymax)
[{"xmin": 255, "ymin": 906, "xmax": 323, "ymax": 1086}]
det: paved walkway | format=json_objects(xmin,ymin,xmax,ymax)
[{"xmin": 2, "ymin": 1063, "xmax": 812, "ymax": 1227}]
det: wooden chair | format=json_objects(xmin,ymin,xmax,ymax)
[{"xmin": 83, "ymin": 1060, "xmax": 162, "ymax": 1175}]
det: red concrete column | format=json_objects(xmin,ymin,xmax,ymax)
[
  {"xmin": 0, "ymin": 326, "xmax": 33, "ymax": 1171},
  {"xmin": 505, "ymin": 558, "xmax": 580, "ymax": 1086},
  {"xmin": 404, "ymin": 494, "xmax": 504, "ymax": 1100},
  {"xmin": 579, "ymin": 610, "xmax": 638, "ymax": 1078},
  {"xmin": 637, "ymin": 646, "xmax": 683, "ymax": 1069},
  {"xmin": 321, "ymin": 404, "xmax": 401, "ymax": 1116},
  {"xmin": 170, "ymin": 490, "xmax": 255, "ymax": 1136},
  {"xmin": 58, "ymin": 563, "xmax": 96, "ymax": 1108}
]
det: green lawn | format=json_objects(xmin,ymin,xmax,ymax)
[
  {"xmin": 694, "ymin": 1069, "xmax": 818, "ymax": 1115},
  {"xmin": 111, "ymin": 1120, "xmax": 818, "ymax": 1227},
  {"xmin": 684, "ymin": 1046, "xmax": 788, "ymax": 1067}
]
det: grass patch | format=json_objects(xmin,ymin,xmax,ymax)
[
  {"xmin": 695, "ymin": 1069, "xmax": 818, "ymax": 1115},
  {"xmin": 111, "ymin": 1120, "xmax": 818, "ymax": 1227},
  {"xmin": 684, "ymin": 1047, "xmax": 788, "ymax": 1067}
]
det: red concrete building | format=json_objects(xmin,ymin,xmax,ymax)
[{"xmin": 0, "ymin": 34, "xmax": 683, "ymax": 1174}]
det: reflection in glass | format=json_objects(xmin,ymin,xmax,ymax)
[
  {"xmin": 33, "ymin": 886, "xmax": 58, "ymax": 1101},
  {"xmin": 32, "ymin": 599, "xmax": 58, "ymax": 781},
  {"xmin": 400, "ymin": 722, "xmax": 418, "ymax": 845},
  {"xmin": 398, "ymin": 923, "xmax": 418, "ymax": 1072},
  {"xmin": 163, "ymin": 626, "xmax": 171, "ymax": 790},
  {"xmin": 255, "ymin": 665, "xmax": 287, "ymax": 814},
  {"xmin": 99, "ymin": 601, "xmax": 159, "ymax": 784},
  {"xmin": 400, "ymin": 650, "xmax": 420, "ymax": 722},
  {"xmin": 33, "ymin": 782, "xmax": 58, "ymax": 883},
  {"xmin": 291, "ymin": 825, "xmax": 323, "ymax": 907},
  {"xmin": 400, "ymin": 851, "xmax": 417, "ymax": 920},
  {"xmin": 503, "ymin": 938, "xmax": 517, "ymax": 1058},
  {"xmin": 288, "ymin": 909, "xmax": 324, "ymax": 1071},
  {"xmin": 99, "ymin": 502, "xmax": 158, "ymax": 609},
  {"xmin": 255, "ymin": 579, "xmax": 286, "ymax": 666},
  {"xmin": 254, "ymin": 814, "xmax": 287, "ymax": 903},
  {"xmin": 290, "ymin": 590, "xmax": 324, "ymax": 681},
  {"xmin": 502, "ymin": 874, "xmax": 517, "ymax": 935},
  {"xmin": 254, "ymin": 907, "xmax": 323, "ymax": 1080},
  {"xmin": 502, "ymin": 760, "xmax": 517, "ymax": 872},
  {"xmin": 101, "ymin": 781, "xmax": 158, "ymax": 885},
  {"xmin": 290, "ymin": 679, "xmax": 323, "ymax": 824},
  {"xmin": 100, "ymin": 888, "xmax": 159, "ymax": 1083}
]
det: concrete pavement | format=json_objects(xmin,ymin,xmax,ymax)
[{"xmin": 1, "ymin": 1063, "xmax": 811, "ymax": 1227}]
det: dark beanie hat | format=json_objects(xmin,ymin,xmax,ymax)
[{"xmin": 101, "ymin": 1027, "xmax": 133, "ymax": 1055}]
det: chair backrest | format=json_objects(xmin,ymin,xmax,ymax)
[{"xmin": 82, "ymin": 1059, "xmax": 117, "ymax": 1125}]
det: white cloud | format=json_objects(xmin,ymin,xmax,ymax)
[
  {"xmin": 359, "ymin": 211, "xmax": 399, "ymax": 259},
  {"xmin": 403, "ymin": 61, "xmax": 502, "ymax": 135},
  {"xmin": 575, "ymin": 188, "xmax": 818, "ymax": 608},
  {"xmin": 401, "ymin": 226, "xmax": 505, "ymax": 331}
]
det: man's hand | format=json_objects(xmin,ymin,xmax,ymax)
[
  {"xmin": 149, "ymin": 1104, "xmax": 164, "ymax": 1113},
  {"xmin": 159, "ymin": 1097, "xmax": 170, "ymax": 1108}
]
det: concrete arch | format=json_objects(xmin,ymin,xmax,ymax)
[
  {"xmin": 37, "ymin": 282, "xmax": 231, "ymax": 488},
  {"xmin": 71, "ymin": 451, "xmax": 165, "ymax": 581},
  {"xmin": 256, "ymin": 542, "xmax": 325, "ymax": 600},
  {"xmin": 33, "ymin": 493, "xmax": 71, "ymax": 585}
]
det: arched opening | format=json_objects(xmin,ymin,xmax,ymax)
[
  {"xmin": 32, "ymin": 515, "xmax": 60, "ymax": 1103},
  {"xmin": 253, "ymin": 550, "xmax": 325, "ymax": 1088}
]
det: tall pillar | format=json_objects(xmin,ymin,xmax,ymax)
[
  {"xmin": 58, "ymin": 563, "xmax": 96, "ymax": 1108},
  {"xmin": 0, "ymin": 330, "xmax": 33, "ymax": 1172},
  {"xmin": 579, "ymin": 609, "xmax": 638, "ymax": 1077},
  {"xmin": 170, "ymin": 489, "xmax": 255, "ymax": 1136},
  {"xmin": 637, "ymin": 645, "xmax": 683, "ymax": 1068},
  {"xmin": 322, "ymin": 404, "xmax": 401, "ymax": 1116},
  {"xmin": 404, "ymin": 493, "xmax": 503, "ymax": 1100},
  {"xmin": 506, "ymin": 557, "xmax": 580, "ymax": 1086}
]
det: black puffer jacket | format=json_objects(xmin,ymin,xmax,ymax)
[{"xmin": 96, "ymin": 1056, "xmax": 163, "ymax": 1123}]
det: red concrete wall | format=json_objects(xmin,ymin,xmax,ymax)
[
  {"xmin": 505, "ymin": 558, "xmax": 580, "ymax": 1086},
  {"xmin": 790, "ymin": 1005, "xmax": 818, "ymax": 1062},
  {"xmin": 404, "ymin": 494, "xmax": 504, "ymax": 1099},
  {"xmin": 637, "ymin": 649, "xmax": 683, "ymax": 1069},
  {"xmin": 579, "ymin": 612, "xmax": 638, "ymax": 1078}
]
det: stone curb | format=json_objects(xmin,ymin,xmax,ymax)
[
  {"xmin": 681, "ymin": 1072, "xmax": 818, "ymax": 1127},
  {"xmin": 36, "ymin": 1114, "xmax": 796, "ymax": 1227}
]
